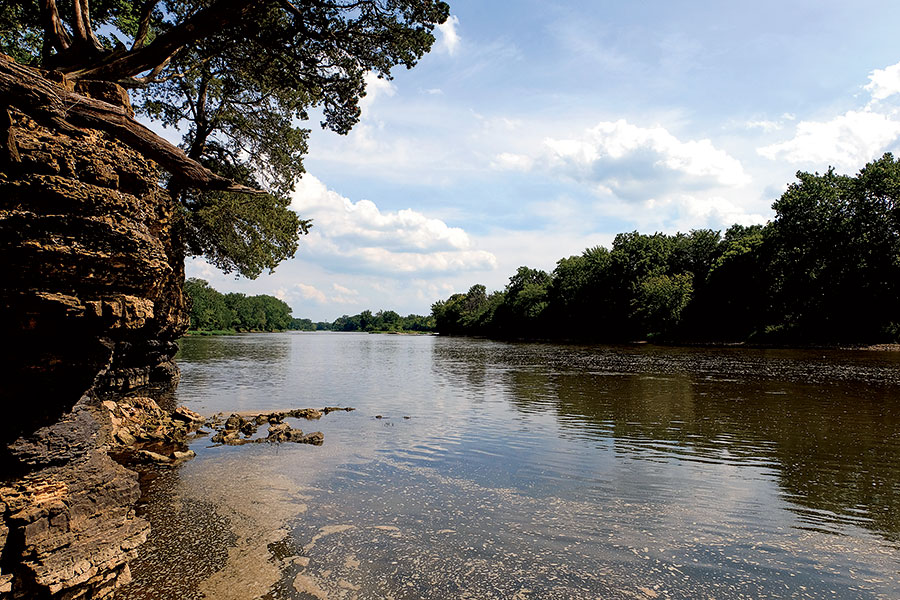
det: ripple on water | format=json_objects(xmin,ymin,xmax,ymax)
[{"xmin": 118, "ymin": 334, "xmax": 900, "ymax": 599}]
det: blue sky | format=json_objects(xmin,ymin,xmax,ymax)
[{"xmin": 187, "ymin": 0, "xmax": 900, "ymax": 321}]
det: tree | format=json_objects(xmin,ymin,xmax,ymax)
[
  {"xmin": 494, "ymin": 267, "xmax": 551, "ymax": 335},
  {"xmin": 289, "ymin": 317, "xmax": 315, "ymax": 331},
  {"xmin": 2, "ymin": 0, "xmax": 450, "ymax": 277},
  {"xmin": 767, "ymin": 155, "xmax": 900, "ymax": 340},
  {"xmin": 546, "ymin": 246, "xmax": 613, "ymax": 338},
  {"xmin": 633, "ymin": 273, "xmax": 694, "ymax": 338},
  {"xmin": 183, "ymin": 277, "xmax": 232, "ymax": 330},
  {"xmin": 688, "ymin": 223, "xmax": 770, "ymax": 340}
]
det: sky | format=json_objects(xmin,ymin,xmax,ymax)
[{"xmin": 186, "ymin": 0, "xmax": 900, "ymax": 322}]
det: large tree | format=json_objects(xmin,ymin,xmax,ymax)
[
  {"xmin": 767, "ymin": 154, "xmax": 900, "ymax": 340},
  {"xmin": 1, "ymin": 0, "xmax": 449, "ymax": 277}
]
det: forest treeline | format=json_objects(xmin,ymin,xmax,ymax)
[
  {"xmin": 289, "ymin": 310, "xmax": 435, "ymax": 332},
  {"xmin": 183, "ymin": 278, "xmax": 434, "ymax": 333},
  {"xmin": 432, "ymin": 155, "xmax": 900, "ymax": 344},
  {"xmin": 184, "ymin": 278, "xmax": 295, "ymax": 332}
]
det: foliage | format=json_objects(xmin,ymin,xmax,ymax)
[
  {"xmin": 329, "ymin": 310, "xmax": 435, "ymax": 333},
  {"xmin": 0, "ymin": 3, "xmax": 42, "ymax": 64},
  {"xmin": 177, "ymin": 159, "xmax": 311, "ymax": 278},
  {"xmin": 183, "ymin": 278, "xmax": 233, "ymax": 330},
  {"xmin": 2, "ymin": 0, "xmax": 449, "ymax": 278},
  {"xmin": 431, "ymin": 154, "xmax": 900, "ymax": 344},
  {"xmin": 767, "ymin": 155, "xmax": 900, "ymax": 340},
  {"xmin": 184, "ymin": 278, "xmax": 435, "ymax": 333},
  {"xmin": 633, "ymin": 273, "xmax": 693, "ymax": 338},
  {"xmin": 184, "ymin": 278, "xmax": 293, "ymax": 332}
]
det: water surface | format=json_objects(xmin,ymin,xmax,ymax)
[{"xmin": 121, "ymin": 333, "xmax": 900, "ymax": 599}]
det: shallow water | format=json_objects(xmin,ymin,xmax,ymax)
[{"xmin": 120, "ymin": 333, "xmax": 900, "ymax": 599}]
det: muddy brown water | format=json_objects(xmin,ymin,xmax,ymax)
[{"xmin": 118, "ymin": 333, "xmax": 900, "ymax": 599}]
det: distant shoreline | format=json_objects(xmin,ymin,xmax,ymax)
[
  {"xmin": 182, "ymin": 329, "xmax": 437, "ymax": 336},
  {"xmin": 182, "ymin": 330, "xmax": 900, "ymax": 351}
]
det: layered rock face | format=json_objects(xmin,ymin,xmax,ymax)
[
  {"xmin": 0, "ymin": 404, "xmax": 149, "ymax": 599},
  {"xmin": 0, "ymin": 83, "xmax": 188, "ymax": 598},
  {"xmin": 0, "ymin": 99, "xmax": 188, "ymax": 441}
]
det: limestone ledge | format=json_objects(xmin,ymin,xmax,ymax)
[{"xmin": 0, "ymin": 78, "xmax": 188, "ymax": 600}]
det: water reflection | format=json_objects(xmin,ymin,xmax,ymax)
[
  {"xmin": 434, "ymin": 340, "xmax": 900, "ymax": 544},
  {"xmin": 121, "ymin": 334, "xmax": 900, "ymax": 599}
]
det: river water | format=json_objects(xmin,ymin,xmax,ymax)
[{"xmin": 119, "ymin": 333, "xmax": 900, "ymax": 600}]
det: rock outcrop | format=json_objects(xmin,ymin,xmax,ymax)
[
  {"xmin": 207, "ymin": 410, "xmax": 330, "ymax": 446},
  {"xmin": 0, "ymin": 75, "xmax": 188, "ymax": 598},
  {"xmin": 0, "ymin": 403, "xmax": 149, "ymax": 599},
  {"xmin": 1, "ymin": 100, "xmax": 187, "ymax": 443}
]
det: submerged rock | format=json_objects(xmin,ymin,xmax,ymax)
[
  {"xmin": 102, "ymin": 396, "xmax": 203, "ymax": 448},
  {"xmin": 137, "ymin": 450, "xmax": 173, "ymax": 464},
  {"xmin": 298, "ymin": 431, "xmax": 324, "ymax": 446},
  {"xmin": 224, "ymin": 414, "xmax": 243, "ymax": 431},
  {"xmin": 240, "ymin": 420, "xmax": 259, "ymax": 437},
  {"xmin": 172, "ymin": 450, "xmax": 196, "ymax": 462},
  {"xmin": 267, "ymin": 423, "xmax": 292, "ymax": 441},
  {"xmin": 205, "ymin": 408, "xmax": 345, "ymax": 446},
  {"xmin": 173, "ymin": 406, "xmax": 204, "ymax": 424}
]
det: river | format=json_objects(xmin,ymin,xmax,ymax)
[{"xmin": 119, "ymin": 332, "xmax": 900, "ymax": 600}]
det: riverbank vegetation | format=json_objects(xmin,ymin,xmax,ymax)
[
  {"xmin": 329, "ymin": 311, "xmax": 435, "ymax": 333},
  {"xmin": 183, "ymin": 278, "xmax": 293, "ymax": 332},
  {"xmin": 183, "ymin": 278, "xmax": 435, "ymax": 333},
  {"xmin": 432, "ymin": 155, "xmax": 900, "ymax": 344}
]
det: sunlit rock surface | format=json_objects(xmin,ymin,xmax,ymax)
[{"xmin": 0, "ymin": 80, "xmax": 188, "ymax": 598}]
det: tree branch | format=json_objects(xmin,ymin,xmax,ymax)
[
  {"xmin": 131, "ymin": 0, "xmax": 159, "ymax": 50},
  {"xmin": 69, "ymin": 0, "xmax": 274, "ymax": 81},
  {"xmin": 126, "ymin": 55, "xmax": 171, "ymax": 87},
  {"xmin": 0, "ymin": 55, "xmax": 263, "ymax": 195},
  {"xmin": 81, "ymin": 0, "xmax": 106, "ymax": 52},
  {"xmin": 71, "ymin": 0, "xmax": 89, "ymax": 46},
  {"xmin": 39, "ymin": 0, "xmax": 71, "ymax": 59}
]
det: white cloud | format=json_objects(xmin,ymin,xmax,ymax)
[
  {"xmin": 329, "ymin": 283, "xmax": 360, "ymax": 304},
  {"xmin": 540, "ymin": 120, "xmax": 750, "ymax": 187},
  {"xmin": 865, "ymin": 60, "xmax": 900, "ymax": 101},
  {"xmin": 290, "ymin": 174, "xmax": 497, "ymax": 275},
  {"xmin": 757, "ymin": 60, "xmax": 900, "ymax": 171},
  {"xmin": 491, "ymin": 119, "xmax": 750, "ymax": 207},
  {"xmin": 490, "ymin": 152, "xmax": 534, "ymax": 171},
  {"xmin": 745, "ymin": 120, "xmax": 783, "ymax": 133},
  {"xmin": 360, "ymin": 72, "xmax": 397, "ymax": 112},
  {"xmin": 332, "ymin": 283, "xmax": 357, "ymax": 296},
  {"xmin": 436, "ymin": 15, "xmax": 461, "ymax": 55},
  {"xmin": 757, "ymin": 109, "xmax": 900, "ymax": 170},
  {"xmin": 295, "ymin": 283, "xmax": 328, "ymax": 303},
  {"xmin": 641, "ymin": 194, "xmax": 768, "ymax": 232}
]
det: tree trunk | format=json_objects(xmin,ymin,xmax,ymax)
[
  {"xmin": 68, "ymin": 0, "xmax": 272, "ymax": 82},
  {"xmin": 0, "ymin": 54, "xmax": 262, "ymax": 195}
]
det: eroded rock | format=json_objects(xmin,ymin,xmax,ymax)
[
  {"xmin": 1, "ymin": 106, "xmax": 188, "ymax": 445},
  {"xmin": 0, "ymin": 397, "xmax": 150, "ymax": 599},
  {"xmin": 0, "ymin": 83, "xmax": 188, "ymax": 599},
  {"xmin": 205, "ymin": 408, "xmax": 349, "ymax": 447},
  {"xmin": 102, "ymin": 396, "xmax": 203, "ymax": 448}
]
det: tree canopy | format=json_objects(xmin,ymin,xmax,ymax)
[
  {"xmin": 433, "ymin": 154, "xmax": 900, "ymax": 345},
  {"xmin": 184, "ymin": 278, "xmax": 435, "ymax": 332},
  {"xmin": 1, "ymin": 0, "xmax": 449, "ymax": 277}
]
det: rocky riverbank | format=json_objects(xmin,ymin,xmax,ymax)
[
  {"xmin": 1, "ymin": 70, "xmax": 189, "ymax": 599},
  {"xmin": 0, "ymin": 389, "xmax": 349, "ymax": 599}
]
